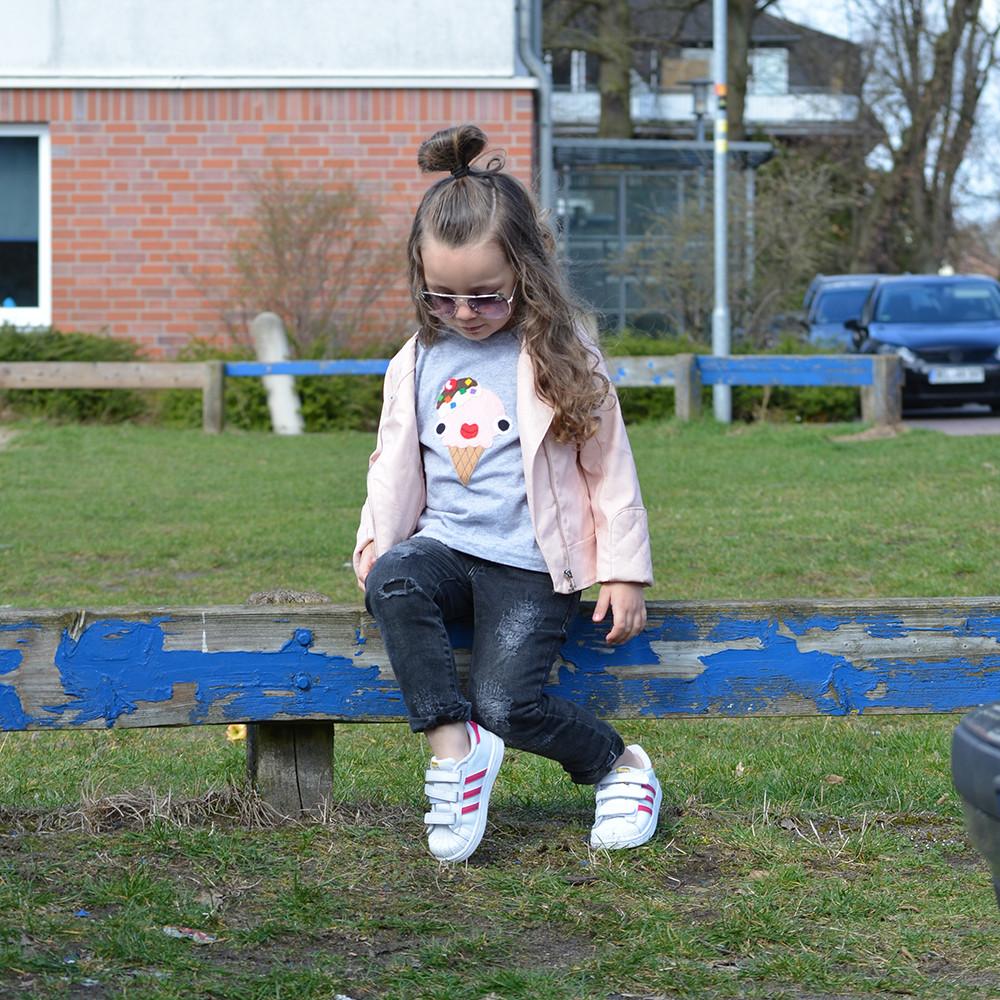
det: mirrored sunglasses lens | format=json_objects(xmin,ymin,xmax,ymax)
[
  {"xmin": 423, "ymin": 293, "xmax": 456, "ymax": 318},
  {"xmin": 471, "ymin": 296, "xmax": 509, "ymax": 319}
]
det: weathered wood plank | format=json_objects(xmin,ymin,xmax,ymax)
[
  {"xmin": 696, "ymin": 355, "xmax": 875, "ymax": 387},
  {"xmin": 202, "ymin": 360, "xmax": 226, "ymax": 433},
  {"xmin": 672, "ymin": 353, "xmax": 702, "ymax": 420},
  {"xmin": 860, "ymin": 354, "xmax": 904, "ymax": 426},
  {"xmin": 0, "ymin": 362, "xmax": 209, "ymax": 390},
  {"xmin": 247, "ymin": 721, "xmax": 335, "ymax": 815},
  {"xmin": 606, "ymin": 357, "xmax": 679, "ymax": 388},
  {"xmin": 2, "ymin": 599, "xmax": 999, "ymax": 730}
]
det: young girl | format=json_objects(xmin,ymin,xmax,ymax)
[{"xmin": 354, "ymin": 124, "xmax": 659, "ymax": 863}]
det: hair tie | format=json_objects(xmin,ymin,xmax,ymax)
[{"xmin": 450, "ymin": 164, "xmax": 471, "ymax": 179}]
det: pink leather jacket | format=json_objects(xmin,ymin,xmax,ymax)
[{"xmin": 353, "ymin": 332, "xmax": 653, "ymax": 594}]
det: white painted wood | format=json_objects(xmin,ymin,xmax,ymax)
[{"xmin": 250, "ymin": 313, "xmax": 303, "ymax": 436}]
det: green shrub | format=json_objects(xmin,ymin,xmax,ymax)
[
  {"xmin": 599, "ymin": 329, "xmax": 860, "ymax": 424},
  {"xmin": 0, "ymin": 325, "xmax": 148, "ymax": 423}
]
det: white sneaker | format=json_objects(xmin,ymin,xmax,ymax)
[
  {"xmin": 423, "ymin": 721, "xmax": 504, "ymax": 863},
  {"xmin": 590, "ymin": 744, "xmax": 661, "ymax": 850}
]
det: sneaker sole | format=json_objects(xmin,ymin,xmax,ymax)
[
  {"xmin": 590, "ymin": 778, "xmax": 662, "ymax": 850},
  {"xmin": 434, "ymin": 735, "xmax": 505, "ymax": 863}
]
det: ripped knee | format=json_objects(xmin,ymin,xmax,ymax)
[{"xmin": 370, "ymin": 576, "xmax": 418, "ymax": 600}]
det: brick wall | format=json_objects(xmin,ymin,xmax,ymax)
[{"xmin": 0, "ymin": 89, "xmax": 536, "ymax": 355}]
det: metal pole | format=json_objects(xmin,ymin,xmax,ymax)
[
  {"xmin": 712, "ymin": 0, "xmax": 731, "ymax": 422},
  {"xmin": 517, "ymin": 0, "xmax": 553, "ymax": 212},
  {"xmin": 745, "ymin": 164, "xmax": 755, "ymax": 295}
]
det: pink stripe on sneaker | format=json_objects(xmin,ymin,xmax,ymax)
[
  {"xmin": 463, "ymin": 787, "xmax": 481, "ymax": 800},
  {"xmin": 461, "ymin": 803, "xmax": 479, "ymax": 815},
  {"xmin": 466, "ymin": 768, "xmax": 488, "ymax": 783},
  {"xmin": 641, "ymin": 784, "xmax": 656, "ymax": 794},
  {"xmin": 638, "ymin": 804, "xmax": 653, "ymax": 815},
  {"xmin": 469, "ymin": 722, "xmax": 481, "ymax": 743}
]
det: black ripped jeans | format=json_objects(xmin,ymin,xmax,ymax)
[{"xmin": 364, "ymin": 536, "xmax": 625, "ymax": 785}]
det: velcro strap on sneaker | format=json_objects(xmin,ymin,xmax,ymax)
[
  {"xmin": 424, "ymin": 768, "xmax": 461, "ymax": 783},
  {"xmin": 424, "ymin": 783, "xmax": 461, "ymax": 802},
  {"xmin": 596, "ymin": 785, "xmax": 650, "ymax": 803},
  {"xmin": 594, "ymin": 801, "xmax": 640, "ymax": 820},
  {"xmin": 424, "ymin": 808, "xmax": 458, "ymax": 826}
]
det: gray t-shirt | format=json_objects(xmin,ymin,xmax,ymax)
[{"xmin": 413, "ymin": 328, "xmax": 547, "ymax": 572}]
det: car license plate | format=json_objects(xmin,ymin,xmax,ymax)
[{"xmin": 928, "ymin": 365, "xmax": 986, "ymax": 384}]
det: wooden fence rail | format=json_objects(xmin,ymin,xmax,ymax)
[
  {"xmin": 0, "ymin": 354, "xmax": 904, "ymax": 432},
  {"xmin": 1, "ymin": 597, "xmax": 996, "ymax": 813}
]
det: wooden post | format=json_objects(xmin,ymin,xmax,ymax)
[
  {"xmin": 247, "ymin": 722, "xmax": 335, "ymax": 817},
  {"xmin": 241, "ymin": 589, "xmax": 336, "ymax": 817},
  {"xmin": 861, "ymin": 355, "xmax": 903, "ymax": 427},
  {"xmin": 673, "ymin": 354, "xmax": 702, "ymax": 421},
  {"xmin": 202, "ymin": 361, "xmax": 225, "ymax": 434}
]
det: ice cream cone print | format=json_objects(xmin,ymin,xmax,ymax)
[{"xmin": 448, "ymin": 445, "xmax": 484, "ymax": 485}]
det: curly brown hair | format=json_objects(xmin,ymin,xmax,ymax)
[{"xmin": 407, "ymin": 124, "xmax": 610, "ymax": 444}]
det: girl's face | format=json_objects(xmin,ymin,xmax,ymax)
[{"xmin": 420, "ymin": 236, "xmax": 517, "ymax": 342}]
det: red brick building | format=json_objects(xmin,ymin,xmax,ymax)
[{"xmin": 0, "ymin": 3, "xmax": 539, "ymax": 355}]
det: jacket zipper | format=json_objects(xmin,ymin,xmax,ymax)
[{"xmin": 541, "ymin": 439, "xmax": 574, "ymax": 589}]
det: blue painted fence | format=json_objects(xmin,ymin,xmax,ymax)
[
  {"xmin": 225, "ymin": 355, "xmax": 878, "ymax": 388},
  {"xmin": 2, "ymin": 599, "xmax": 998, "ymax": 731}
]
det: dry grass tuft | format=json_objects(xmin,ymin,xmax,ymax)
[{"xmin": 0, "ymin": 781, "xmax": 293, "ymax": 834}]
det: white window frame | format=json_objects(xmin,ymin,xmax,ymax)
[{"xmin": 0, "ymin": 124, "xmax": 51, "ymax": 329}]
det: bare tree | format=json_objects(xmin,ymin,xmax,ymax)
[
  {"xmin": 852, "ymin": 0, "xmax": 1000, "ymax": 272},
  {"xmin": 616, "ymin": 149, "xmax": 850, "ymax": 340},
  {"xmin": 545, "ymin": 0, "xmax": 700, "ymax": 137},
  {"xmin": 225, "ymin": 168, "xmax": 402, "ymax": 356},
  {"xmin": 727, "ymin": 0, "xmax": 781, "ymax": 141}
]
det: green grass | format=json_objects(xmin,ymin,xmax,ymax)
[
  {"xmin": 2, "ymin": 419, "xmax": 999, "ymax": 607},
  {"xmin": 1, "ymin": 418, "xmax": 999, "ymax": 998}
]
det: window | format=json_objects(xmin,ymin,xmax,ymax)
[
  {"xmin": 0, "ymin": 126, "xmax": 50, "ymax": 327},
  {"xmin": 547, "ymin": 49, "xmax": 599, "ymax": 92},
  {"xmin": 748, "ymin": 48, "xmax": 789, "ymax": 96}
]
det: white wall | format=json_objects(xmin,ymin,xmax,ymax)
[{"xmin": 3, "ymin": 0, "xmax": 523, "ymax": 84}]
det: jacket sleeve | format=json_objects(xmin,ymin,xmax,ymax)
[
  {"xmin": 576, "ymin": 349, "xmax": 654, "ymax": 586},
  {"xmin": 352, "ymin": 356, "xmax": 398, "ymax": 577}
]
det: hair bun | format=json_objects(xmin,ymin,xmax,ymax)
[{"xmin": 417, "ymin": 124, "xmax": 489, "ymax": 175}]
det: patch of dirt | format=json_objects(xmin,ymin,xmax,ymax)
[
  {"xmin": 830, "ymin": 423, "xmax": 907, "ymax": 443},
  {"xmin": 0, "ymin": 427, "xmax": 17, "ymax": 451}
]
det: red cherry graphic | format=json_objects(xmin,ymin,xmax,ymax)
[{"xmin": 460, "ymin": 423, "xmax": 478, "ymax": 439}]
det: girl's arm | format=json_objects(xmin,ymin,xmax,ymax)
[
  {"xmin": 576, "ymin": 349, "xmax": 653, "ymax": 644},
  {"xmin": 576, "ymin": 363, "xmax": 653, "ymax": 588}
]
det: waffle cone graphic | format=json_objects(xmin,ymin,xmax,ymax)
[{"xmin": 448, "ymin": 445, "xmax": 484, "ymax": 485}]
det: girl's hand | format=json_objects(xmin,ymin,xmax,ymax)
[
  {"xmin": 592, "ymin": 582, "xmax": 647, "ymax": 645},
  {"xmin": 356, "ymin": 541, "xmax": 376, "ymax": 591}
]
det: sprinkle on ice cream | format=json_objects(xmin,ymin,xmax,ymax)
[{"xmin": 434, "ymin": 377, "xmax": 511, "ymax": 485}]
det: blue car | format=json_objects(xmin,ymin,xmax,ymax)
[
  {"xmin": 848, "ymin": 274, "xmax": 1000, "ymax": 411},
  {"xmin": 803, "ymin": 274, "xmax": 880, "ymax": 349}
]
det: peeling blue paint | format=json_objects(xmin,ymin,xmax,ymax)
[
  {"xmin": 706, "ymin": 617, "xmax": 775, "ymax": 643},
  {"xmin": 1, "ymin": 622, "xmax": 38, "ymax": 675},
  {"xmin": 3, "ymin": 606, "xmax": 1000, "ymax": 730},
  {"xmin": 967, "ymin": 615, "xmax": 1000, "ymax": 642},
  {"xmin": 36, "ymin": 618, "xmax": 402, "ymax": 729},
  {"xmin": 0, "ymin": 649, "xmax": 22, "ymax": 675}
]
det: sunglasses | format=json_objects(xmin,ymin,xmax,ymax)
[{"xmin": 420, "ymin": 287, "xmax": 516, "ymax": 321}]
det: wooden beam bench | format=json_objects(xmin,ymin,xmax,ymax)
[{"xmin": 2, "ymin": 597, "xmax": 995, "ymax": 816}]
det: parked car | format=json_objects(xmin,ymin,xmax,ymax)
[
  {"xmin": 848, "ymin": 274, "xmax": 1000, "ymax": 411},
  {"xmin": 802, "ymin": 273, "xmax": 881, "ymax": 349}
]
